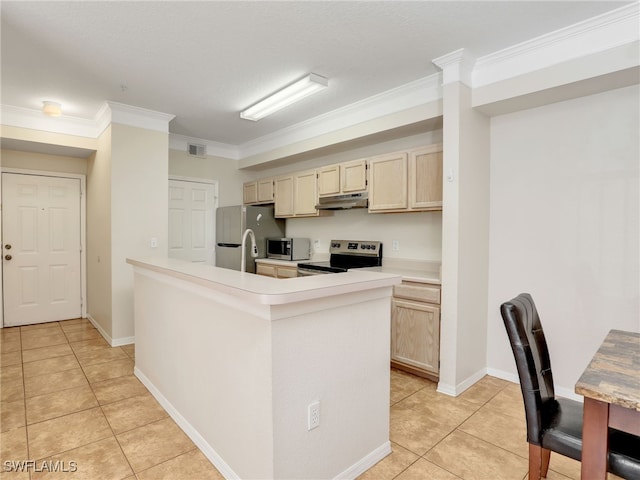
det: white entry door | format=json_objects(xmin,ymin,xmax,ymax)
[
  {"xmin": 2, "ymin": 173, "xmax": 82, "ymax": 326},
  {"xmin": 168, "ymin": 179, "xmax": 217, "ymax": 264}
]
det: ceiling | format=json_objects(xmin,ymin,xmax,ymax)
[{"xmin": 0, "ymin": 1, "xmax": 630, "ymax": 147}]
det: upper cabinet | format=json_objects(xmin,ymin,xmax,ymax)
[
  {"xmin": 274, "ymin": 175, "xmax": 294, "ymax": 217},
  {"xmin": 409, "ymin": 146, "xmax": 443, "ymax": 210},
  {"xmin": 243, "ymin": 178, "xmax": 275, "ymax": 205},
  {"xmin": 318, "ymin": 159, "xmax": 367, "ymax": 197},
  {"xmin": 369, "ymin": 144, "xmax": 442, "ymax": 213},
  {"xmin": 274, "ymin": 170, "xmax": 329, "ymax": 218},
  {"xmin": 245, "ymin": 143, "xmax": 441, "ymax": 215},
  {"xmin": 368, "ymin": 152, "xmax": 408, "ymax": 211}
]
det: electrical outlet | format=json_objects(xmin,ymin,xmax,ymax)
[
  {"xmin": 308, "ymin": 401, "xmax": 320, "ymax": 430},
  {"xmin": 150, "ymin": 237, "xmax": 158, "ymax": 248},
  {"xmin": 392, "ymin": 240, "xmax": 400, "ymax": 251}
]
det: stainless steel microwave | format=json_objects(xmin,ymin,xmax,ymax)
[{"xmin": 266, "ymin": 238, "xmax": 310, "ymax": 261}]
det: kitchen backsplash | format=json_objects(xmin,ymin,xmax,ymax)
[{"xmin": 285, "ymin": 208, "xmax": 442, "ymax": 261}]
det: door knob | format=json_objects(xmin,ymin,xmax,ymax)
[
  {"xmin": 4, "ymin": 244, "xmax": 11, "ymax": 250},
  {"xmin": 4, "ymin": 254, "xmax": 12, "ymax": 260}
]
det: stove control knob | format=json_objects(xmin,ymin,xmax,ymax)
[
  {"xmin": 371, "ymin": 245, "xmax": 376, "ymax": 250},
  {"xmin": 361, "ymin": 244, "xmax": 365, "ymax": 249}
]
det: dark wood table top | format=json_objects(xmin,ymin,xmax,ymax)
[{"xmin": 575, "ymin": 329, "xmax": 640, "ymax": 411}]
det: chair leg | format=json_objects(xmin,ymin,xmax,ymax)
[
  {"xmin": 529, "ymin": 444, "xmax": 551, "ymax": 479},
  {"xmin": 541, "ymin": 447, "xmax": 551, "ymax": 478}
]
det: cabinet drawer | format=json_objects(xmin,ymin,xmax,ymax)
[
  {"xmin": 393, "ymin": 282, "xmax": 440, "ymax": 304},
  {"xmin": 276, "ymin": 266, "xmax": 298, "ymax": 278},
  {"xmin": 256, "ymin": 263, "xmax": 276, "ymax": 277}
]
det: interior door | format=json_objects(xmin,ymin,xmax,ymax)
[
  {"xmin": 168, "ymin": 179, "xmax": 217, "ymax": 264},
  {"xmin": 2, "ymin": 173, "xmax": 82, "ymax": 326}
]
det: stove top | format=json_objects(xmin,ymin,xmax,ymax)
[{"xmin": 297, "ymin": 240, "xmax": 382, "ymax": 273}]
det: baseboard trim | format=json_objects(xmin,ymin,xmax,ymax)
[
  {"xmin": 437, "ymin": 368, "xmax": 488, "ymax": 396},
  {"xmin": 134, "ymin": 367, "xmax": 240, "ymax": 480},
  {"xmin": 334, "ymin": 441, "xmax": 391, "ymax": 480},
  {"xmin": 86, "ymin": 315, "xmax": 134, "ymax": 347}
]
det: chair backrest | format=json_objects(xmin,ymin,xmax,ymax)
[{"xmin": 500, "ymin": 293, "xmax": 555, "ymax": 445}]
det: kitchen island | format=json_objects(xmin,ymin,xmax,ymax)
[{"xmin": 127, "ymin": 257, "xmax": 401, "ymax": 480}]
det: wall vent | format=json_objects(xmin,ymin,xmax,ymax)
[{"xmin": 188, "ymin": 143, "xmax": 206, "ymax": 157}]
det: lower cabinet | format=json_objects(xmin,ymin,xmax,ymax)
[
  {"xmin": 256, "ymin": 262, "xmax": 298, "ymax": 279},
  {"xmin": 391, "ymin": 282, "xmax": 441, "ymax": 380}
]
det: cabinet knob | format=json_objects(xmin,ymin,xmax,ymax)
[
  {"xmin": 4, "ymin": 254, "xmax": 12, "ymax": 261},
  {"xmin": 4, "ymin": 244, "xmax": 11, "ymax": 250}
]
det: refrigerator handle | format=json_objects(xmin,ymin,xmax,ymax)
[{"xmin": 217, "ymin": 243, "xmax": 241, "ymax": 248}]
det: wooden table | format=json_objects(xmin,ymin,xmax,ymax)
[{"xmin": 575, "ymin": 329, "xmax": 640, "ymax": 480}]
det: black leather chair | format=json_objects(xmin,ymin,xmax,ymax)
[{"xmin": 500, "ymin": 293, "xmax": 640, "ymax": 480}]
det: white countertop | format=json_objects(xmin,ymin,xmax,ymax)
[
  {"xmin": 358, "ymin": 266, "xmax": 441, "ymax": 284},
  {"xmin": 127, "ymin": 257, "xmax": 401, "ymax": 306},
  {"xmin": 255, "ymin": 258, "xmax": 303, "ymax": 267},
  {"xmin": 257, "ymin": 257, "xmax": 441, "ymax": 284}
]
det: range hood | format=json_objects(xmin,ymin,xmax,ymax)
[{"xmin": 315, "ymin": 192, "xmax": 368, "ymax": 210}]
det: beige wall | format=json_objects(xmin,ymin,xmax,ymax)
[
  {"xmin": 86, "ymin": 127, "xmax": 113, "ymax": 337},
  {"xmin": 111, "ymin": 123, "xmax": 169, "ymax": 341},
  {"xmin": 487, "ymin": 84, "xmax": 639, "ymax": 398},
  {"xmin": 1, "ymin": 149, "xmax": 88, "ymax": 175}
]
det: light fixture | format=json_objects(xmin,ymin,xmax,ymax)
[
  {"xmin": 240, "ymin": 73, "xmax": 328, "ymax": 121},
  {"xmin": 42, "ymin": 101, "xmax": 62, "ymax": 117}
]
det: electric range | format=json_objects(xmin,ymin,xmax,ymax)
[{"xmin": 297, "ymin": 240, "xmax": 382, "ymax": 276}]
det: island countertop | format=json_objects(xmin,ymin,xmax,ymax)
[{"xmin": 127, "ymin": 257, "xmax": 401, "ymax": 306}]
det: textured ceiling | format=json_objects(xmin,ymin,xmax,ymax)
[{"xmin": 0, "ymin": 1, "xmax": 629, "ymax": 146}]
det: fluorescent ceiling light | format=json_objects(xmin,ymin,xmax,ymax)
[
  {"xmin": 240, "ymin": 74, "xmax": 328, "ymax": 121},
  {"xmin": 42, "ymin": 101, "xmax": 62, "ymax": 117}
]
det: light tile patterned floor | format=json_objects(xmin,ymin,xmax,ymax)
[
  {"xmin": 0, "ymin": 320, "xmax": 615, "ymax": 480},
  {"xmin": 0, "ymin": 319, "xmax": 223, "ymax": 480}
]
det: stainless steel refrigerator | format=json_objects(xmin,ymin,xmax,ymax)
[{"xmin": 215, "ymin": 205, "xmax": 285, "ymax": 273}]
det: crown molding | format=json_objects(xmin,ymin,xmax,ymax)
[
  {"xmin": 473, "ymin": 2, "xmax": 640, "ymax": 87},
  {"xmin": 0, "ymin": 104, "xmax": 99, "ymax": 138},
  {"xmin": 238, "ymin": 73, "xmax": 442, "ymax": 159},
  {"xmin": 106, "ymin": 101, "xmax": 175, "ymax": 133},
  {"xmin": 169, "ymin": 133, "xmax": 239, "ymax": 160},
  {"xmin": 432, "ymin": 49, "xmax": 476, "ymax": 87}
]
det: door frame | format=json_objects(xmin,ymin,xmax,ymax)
[{"xmin": 1, "ymin": 168, "xmax": 87, "ymax": 328}]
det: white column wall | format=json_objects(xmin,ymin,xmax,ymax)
[{"xmin": 110, "ymin": 123, "xmax": 169, "ymax": 342}]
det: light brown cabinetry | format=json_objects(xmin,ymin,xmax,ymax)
[
  {"xmin": 391, "ymin": 281, "xmax": 441, "ymax": 380},
  {"xmin": 368, "ymin": 152, "xmax": 408, "ymax": 211},
  {"xmin": 318, "ymin": 159, "xmax": 367, "ymax": 197},
  {"xmin": 294, "ymin": 170, "xmax": 319, "ymax": 216},
  {"xmin": 409, "ymin": 147, "xmax": 443, "ymax": 210},
  {"xmin": 256, "ymin": 262, "xmax": 298, "ymax": 279},
  {"xmin": 274, "ymin": 175, "xmax": 294, "ymax": 217},
  {"xmin": 274, "ymin": 170, "xmax": 329, "ymax": 218},
  {"xmin": 243, "ymin": 178, "xmax": 275, "ymax": 205},
  {"xmin": 369, "ymin": 144, "xmax": 442, "ymax": 213}
]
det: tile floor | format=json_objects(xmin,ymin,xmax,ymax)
[{"xmin": 0, "ymin": 319, "xmax": 619, "ymax": 480}]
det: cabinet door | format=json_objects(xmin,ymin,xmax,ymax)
[
  {"xmin": 368, "ymin": 153, "xmax": 408, "ymax": 211},
  {"xmin": 257, "ymin": 178, "xmax": 274, "ymax": 203},
  {"xmin": 274, "ymin": 176, "xmax": 294, "ymax": 217},
  {"xmin": 276, "ymin": 265, "xmax": 298, "ymax": 278},
  {"xmin": 243, "ymin": 182, "xmax": 258, "ymax": 205},
  {"xmin": 391, "ymin": 299, "xmax": 440, "ymax": 375},
  {"xmin": 410, "ymin": 146, "xmax": 443, "ymax": 210},
  {"xmin": 341, "ymin": 159, "xmax": 367, "ymax": 193},
  {"xmin": 256, "ymin": 263, "xmax": 276, "ymax": 277},
  {"xmin": 294, "ymin": 170, "xmax": 319, "ymax": 216},
  {"xmin": 318, "ymin": 164, "xmax": 341, "ymax": 197}
]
